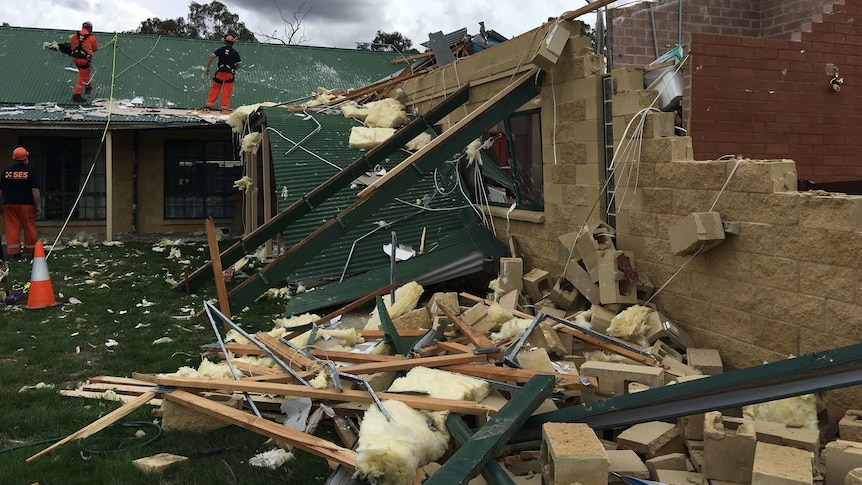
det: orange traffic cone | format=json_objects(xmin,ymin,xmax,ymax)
[{"xmin": 26, "ymin": 241, "xmax": 58, "ymax": 309}]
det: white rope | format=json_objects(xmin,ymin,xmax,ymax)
[{"xmin": 264, "ymin": 126, "xmax": 341, "ymax": 172}]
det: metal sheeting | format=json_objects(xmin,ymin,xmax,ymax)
[
  {"xmin": 0, "ymin": 26, "xmax": 402, "ymax": 110},
  {"xmin": 263, "ymin": 107, "xmax": 504, "ymax": 291}
]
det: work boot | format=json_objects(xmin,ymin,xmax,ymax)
[
  {"xmin": 72, "ymin": 93, "xmax": 86, "ymax": 103},
  {"xmin": 84, "ymin": 85, "xmax": 92, "ymax": 94}
]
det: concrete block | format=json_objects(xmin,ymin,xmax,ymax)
[
  {"xmin": 427, "ymin": 292, "xmax": 460, "ymax": 316},
  {"xmin": 576, "ymin": 222, "xmax": 616, "ymax": 281},
  {"xmin": 668, "ymin": 212, "xmax": 726, "ymax": 256},
  {"xmin": 649, "ymin": 340, "xmax": 684, "ymax": 363},
  {"xmin": 752, "ymin": 442, "xmax": 813, "ymax": 485},
  {"xmin": 526, "ymin": 321, "xmax": 568, "ymax": 357},
  {"xmin": 645, "ymin": 453, "xmax": 689, "ymax": 479},
  {"xmin": 589, "ymin": 304, "xmax": 618, "ymax": 334},
  {"xmin": 532, "ymin": 21, "xmax": 572, "ymax": 72},
  {"xmin": 523, "ymin": 268, "xmax": 553, "ymax": 303},
  {"xmin": 542, "ymin": 422, "xmax": 610, "ymax": 485},
  {"xmin": 499, "ymin": 290, "xmax": 519, "ymax": 312},
  {"xmin": 824, "ymin": 441, "xmax": 862, "ymax": 485},
  {"xmin": 661, "ymin": 356, "xmax": 702, "ymax": 382},
  {"xmin": 565, "ymin": 259, "xmax": 600, "ymax": 305},
  {"xmin": 755, "ymin": 420, "xmax": 820, "ymax": 455},
  {"xmin": 655, "ymin": 470, "xmax": 709, "ymax": 485},
  {"xmin": 517, "ymin": 347, "xmax": 556, "ymax": 373},
  {"xmin": 558, "ymin": 231, "xmax": 578, "ymax": 261},
  {"xmin": 840, "ymin": 411, "xmax": 862, "ymax": 443},
  {"xmin": 550, "ymin": 277, "xmax": 580, "ymax": 311},
  {"xmin": 611, "ymin": 66, "xmax": 645, "ymax": 94},
  {"xmin": 607, "ymin": 449, "xmax": 650, "ymax": 483},
  {"xmin": 502, "ymin": 450, "xmax": 543, "ymax": 476},
  {"xmin": 597, "ymin": 249, "xmax": 637, "ymax": 305},
  {"xmin": 499, "ymin": 257, "xmax": 524, "ymax": 293},
  {"xmin": 617, "ymin": 421, "xmax": 685, "ymax": 459},
  {"xmin": 461, "ymin": 303, "xmax": 489, "ymax": 327},
  {"xmin": 703, "ymin": 412, "xmax": 757, "ymax": 483},
  {"xmin": 392, "ymin": 307, "xmax": 432, "ymax": 331},
  {"xmin": 686, "ymin": 348, "xmax": 723, "ymax": 375},
  {"xmin": 133, "ymin": 453, "xmax": 189, "ymax": 473},
  {"xmin": 637, "ymin": 272, "xmax": 656, "ymax": 302},
  {"xmin": 846, "ymin": 468, "xmax": 862, "ymax": 485},
  {"xmin": 580, "ymin": 361, "xmax": 665, "ymax": 397},
  {"xmin": 675, "ymin": 375, "xmax": 710, "ymax": 440},
  {"xmin": 644, "ymin": 311, "xmax": 695, "ymax": 351}
]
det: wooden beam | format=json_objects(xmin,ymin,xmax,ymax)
[
  {"xmin": 154, "ymin": 376, "xmax": 497, "ymax": 416},
  {"xmin": 442, "ymin": 364, "xmax": 595, "ymax": 391},
  {"xmin": 255, "ymin": 332, "xmax": 316, "ymax": 370},
  {"xmin": 357, "ymin": 329, "xmax": 427, "ymax": 339},
  {"xmin": 437, "ymin": 303, "xmax": 497, "ymax": 350},
  {"xmin": 163, "ymin": 389, "xmax": 357, "ymax": 467},
  {"xmin": 561, "ymin": 0, "xmax": 619, "ymax": 21},
  {"xmin": 205, "ymin": 217, "xmax": 231, "ymax": 321},
  {"xmin": 318, "ymin": 352, "xmax": 487, "ymax": 375},
  {"xmin": 27, "ymin": 391, "xmax": 157, "ymax": 462},
  {"xmin": 556, "ymin": 325, "xmax": 666, "ymax": 370},
  {"xmin": 308, "ymin": 349, "xmax": 402, "ymax": 363},
  {"xmin": 437, "ymin": 341, "xmax": 476, "ymax": 354}
]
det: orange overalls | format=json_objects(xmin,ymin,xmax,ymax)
[
  {"xmin": 1, "ymin": 163, "xmax": 40, "ymax": 257},
  {"xmin": 70, "ymin": 29, "xmax": 99, "ymax": 95}
]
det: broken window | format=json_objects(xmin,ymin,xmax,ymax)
[
  {"xmin": 480, "ymin": 110, "xmax": 543, "ymax": 210},
  {"xmin": 21, "ymin": 136, "xmax": 106, "ymax": 221},
  {"xmin": 164, "ymin": 139, "xmax": 241, "ymax": 219}
]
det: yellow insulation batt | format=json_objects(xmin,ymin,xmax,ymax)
[
  {"xmin": 341, "ymin": 100, "xmax": 369, "ymax": 121},
  {"xmin": 349, "ymin": 127, "xmax": 396, "ymax": 150},
  {"xmin": 240, "ymin": 132, "xmax": 263, "ymax": 154},
  {"xmin": 405, "ymin": 132, "xmax": 432, "ymax": 151},
  {"xmin": 233, "ymin": 175, "xmax": 254, "ymax": 191},
  {"xmin": 227, "ymin": 102, "xmax": 276, "ymax": 133},
  {"xmin": 491, "ymin": 317, "xmax": 534, "ymax": 343},
  {"xmin": 364, "ymin": 282, "xmax": 424, "ymax": 330},
  {"xmin": 487, "ymin": 302, "xmax": 514, "ymax": 323},
  {"xmin": 364, "ymin": 98, "xmax": 408, "ymax": 129},
  {"xmin": 752, "ymin": 394, "xmax": 819, "ymax": 429},
  {"xmin": 606, "ymin": 305, "xmax": 651, "ymax": 339},
  {"xmin": 355, "ymin": 367, "xmax": 489, "ymax": 485}
]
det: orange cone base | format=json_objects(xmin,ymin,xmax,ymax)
[{"xmin": 26, "ymin": 280, "xmax": 58, "ymax": 309}]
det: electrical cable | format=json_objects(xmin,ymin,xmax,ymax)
[{"xmin": 0, "ymin": 420, "xmax": 162, "ymax": 455}]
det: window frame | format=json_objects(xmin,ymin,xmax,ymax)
[{"xmin": 163, "ymin": 139, "xmax": 242, "ymax": 220}]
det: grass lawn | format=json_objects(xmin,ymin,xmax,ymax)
[{"xmin": 0, "ymin": 237, "xmax": 335, "ymax": 484}]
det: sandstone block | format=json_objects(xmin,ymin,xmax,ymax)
[
  {"xmin": 133, "ymin": 453, "xmax": 188, "ymax": 474},
  {"xmin": 611, "ymin": 66, "xmax": 645, "ymax": 94},
  {"xmin": 755, "ymin": 420, "xmax": 820, "ymax": 455},
  {"xmin": 542, "ymin": 422, "xmax": 610, "ymax": 485},
  {"xmin": 655, "ymin": 470, "xmax": 709, "ymax": 485},
  {"xmin": 517, "ymin": 347, "xmax": 556, "ymax": 373},
  {"xmin": 596, "ymin": 249, "xmax": 637, "ymax": 305},
  {"xmin": 840, "ymin": 411, "xmax": 862, "ymax": 443},
  {"xmin": 617, "ymin": 421, "xmax": 685, "ymax": 458},
  {"xmin": 499, "ymin": 257, "xmax": 524, "ymax": 293},
  {"xmin": 645, "ymin": 453, "xmax": 690, "ymax": 479},
  {"xmin": 526, "ymin": 320, "xmax": 568, "ymax": 357},
  {"xmin": 668, "ymin": 212, "xmax": 726, "ymax": 256},
  {"xmin": 392, "ymin": 307, "xmax": 432, "ymax": 331},
  {"xmin": 607, "ymin": 449, "xmax": 649, "ymax": 483},
  {"xmin": 427, "ymin": 292, "xmax": 460, "ymax": 316},
  {"xmin": 550, "ymin": 277, "xmax": 580, "ymax": 311},
  {"xmin": 589, "ymin": 304, "xmax": 617, "ymax": 334},
  {"xmin": 686, "ymin": 348, "xmax": 723, "ymax": 375},
  {"xmin": 523, "ymin": 268, "xmax": 553, "ymax": 303},
  {"xmin": 579, "ymin": 361, "xmax": 664, "ymax": 397},
  {"xmin": 752, "ymin": 442, "xmax": 813, "ymax": 485},
  {"xmin": 703, "ymin": 412, "xmax": 757, "ymax": 483},
  {"xmin": 846, "ymin": 468, "xmax": 862, "ymax": 485},
  {"xmin": 565, "ymin": 259, "xmax": 600, "ymax": 305},
  {"xmin": 824, "ymin": 441, "xmax": 862, "ymax": 485}
]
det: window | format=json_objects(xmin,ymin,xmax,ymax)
[
  {"xmin": 480, "ymin": 110, "xmax": 543, "ymax": 210},
  {"xmin": 20, "ymin": 136, "xmax": 106, "ymax": 221},
  {"xmin": 164, "ymin": 139, "xmax": 241, "ymax": 219}
]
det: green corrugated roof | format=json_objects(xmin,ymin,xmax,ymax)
[
  {"xmin": 263, "ymin": 107, "xmax": 506, "ymax": 293},
  {"xmin": 0, "ymin": 26, "xmax": 402, "ymax": 110}
]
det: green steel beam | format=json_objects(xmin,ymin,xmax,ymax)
[
  {"xmin": 424, "ymin": 374, "xmax": 554, "ymax": 485},
  {"xmin": 513, "ymin": 341, "xmax": 862, "ymax": 443},
  {"xmin": 446, "ymin": 415, "xmax": 516, "ymax": 485},
  {"xmin": 227, "ymin": 69, "xmax": 542, "ymax": 308},
  {"xmin": 175, "ymin": 85, "xmax": 470, "ymax": 293}
]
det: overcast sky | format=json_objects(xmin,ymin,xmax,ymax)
[{"xmin": 0, "ymin": 0, "xmax": 614, "ymax": 49}]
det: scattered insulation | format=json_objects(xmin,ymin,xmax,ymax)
[
  {"xmin": 341, "ymin": 100, "xmax": 368, "ymax": 121},
  {"xmin": 349, "ymin": 126, "xmax": 395, "ymax": 150},
  {"xmin": 487, "ymin": 302, "xmax": 514, "ymax": 323},
  {"xmin": 227, "ymin": 103, "xmax": 276, "ymax": 133},
  {"xmin": 573, "ymin": 309, "xmax": 592, "ymax": 329},
  {"xmin": 241, "ymin": 132, "xmax": 263, "ymax": 154},
  {"xmin": 301, "ymin": 87, "xmax": 345, "ymax": 107},
  {"xmin": 388, "ymin": 367, "xmax": 489, "ymax": 402},
  {"xmin": 272, "ymin": 313, "xmax": 319, "ymax": 329},
  {"xmin": 19, "ymin": 382, "xmax": 55, "ymax": 393},
  {"xmin": 752, "ymin": 394, "xmax": 818, "ymax": 429},
  {"xmin": 582, "ymin": 351, "xmax": 633, "ymax": 364},
  {"xmin": 233, "ymin": 176, "xmax": 254, "ymax": 191},
  {"xmin": 465, "ymin": 138, "xmax": 483, "ymax": 166},
  {"xmin": 364, "ymin": 281, "xmax": 424, "ymax": 330},
  {"xmin": 310, "ymin": 371, "xmax": 330, "ymax": 389},
  {"xmin": 364, "ymin": 98, "xmax": 408, "ymax": 129},
  {"xmin": 152, "ymin": 337, "xmax": 173, "ymax": 345},
  {"xmin": 491, "ymin": 318, "xmax": 534, "ymax": 343},
  {"xmin": 249, "ymin": 448, "xmax": 295, "ymax": 469},
  {"xmin": 606, "ymin": 305, "xmax": 652, "ymax": 339},
  {"xmin": 405, "ymin": 132, "xmax": 432, "ymax": 151},
  {"xmin": 487, "ymin": 277, "xmax": 505, "ymax": 302},
  {"xmin": 257, "ymin": 286, "xmax": 290, "ymax": 301}
]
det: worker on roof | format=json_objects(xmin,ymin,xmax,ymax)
[
  {"xmin": 204, "ymin": 34, "xmax": 243, "ymax": 113},
  {"xmin": 70, "ymin": 21, "xmax": 98, "ymax": 103},
  {"xmin": 0, "ymin": 147, "xmax": 42, "ymax": 261}
]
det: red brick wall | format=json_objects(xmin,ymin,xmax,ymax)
[
  {"xmin": 687, "ymin": 0, "xmax": 862, "ymax": 181},
  {"xmin": 608, "ymin": 0, "xmax": 839, "ymax": 67}
]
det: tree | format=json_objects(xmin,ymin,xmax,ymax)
[
  {"xmin": 256, "ymin": 1, "xmax": 310, "ymax": 45},
  {"xmin": 357, "ymin": 30, "xmax": 414, "ymax": 53},
  {"xmin": 132, "ymin": 1, "xmax": 256, "ymax": 41}
]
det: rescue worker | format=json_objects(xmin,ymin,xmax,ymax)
[
  {"xmin": 70, "ymin": 21, "xmax": 98, "ymax": 103},
  {"xmin": 0, "ymin": 147, "xmax": 41, "ymax": 260},
  {"xmin": 204, "ymin": 34, "xmax": 242, "ymax": 113}
]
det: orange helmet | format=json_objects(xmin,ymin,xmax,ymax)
[
  {"xmin": 224, "ymin": 34, "xmax": 235, "ymax": 43},
  {"xmin": 12, "ymin": 147, "xmax": 28, "ymax": 161}
]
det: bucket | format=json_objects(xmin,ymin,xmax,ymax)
[{"xmin": 644, "ymin": 65, "xmax": 682, "ymax": 111}]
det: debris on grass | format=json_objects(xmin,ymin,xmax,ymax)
[
  {"xmin": 19, "ymin": 382, "xmax": 55, "ymax": 392},
  {"xmin": 248, "ymin": 448, "xmax": 295, "ymax": 469}
]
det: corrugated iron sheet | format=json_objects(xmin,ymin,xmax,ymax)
[
  {"xmin": 0, "ymin": 26, "xmax": 403, "ymax": 110},
  {"xmin": 263, "ymin": 107, "xmax": 505, "ymax": 288}
]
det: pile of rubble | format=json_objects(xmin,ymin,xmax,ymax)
[{"xmin": 48, "ymin": 220, "xmax": 862, "ymax": 485}]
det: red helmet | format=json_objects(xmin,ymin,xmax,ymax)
[
  {"xmin": 82, "ymin": 21, "xmax": 93, "ymax": 31},
  {"xmin": 224, "ymin": 34, "xmax": 235, "ymax": 43},
  {"xmin": 12, "ymin": 147, "xmax": 28, "ymax": 161}
]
